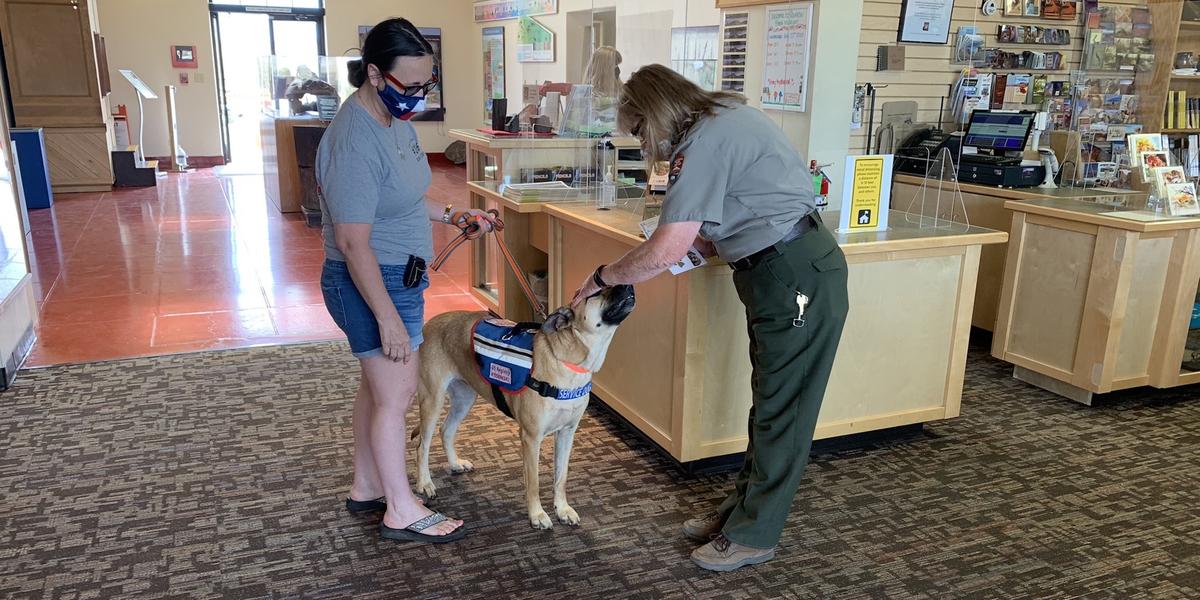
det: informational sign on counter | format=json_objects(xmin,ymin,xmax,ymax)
[{"xmin": 838, "ymin": 154, "xmax": 894, "ymax": 233}]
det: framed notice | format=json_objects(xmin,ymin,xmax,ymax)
[
  {"xmin": 838, "ymin": 155, "xmax": 895, "ymax": 233},
  {"xmin": 897, "ymin": 0, "xmax": 955, "ymax": 45},
  {"xmin": 760, "ymin": 3, "xmax": 812, "ymax": 113},
  {"xmin": 483, "ymin": 26, "xmax": 506, "ymax": 118}
]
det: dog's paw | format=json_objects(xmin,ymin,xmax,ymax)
[
  {"xmin": 529, "ymin": 510, "xmax": 554, "ymax": 530},
  {"xmin": 415, "ymin": 480, "xmax": 437, "ymax": 500},
  {"xmin": 449, "ymin": 459, "xmax": 474, "ymax": 474},
  {"xmin": 555, "ymin": 505, "xmax": 580, "ymax": 526}
]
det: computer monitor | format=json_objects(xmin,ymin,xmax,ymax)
[{"xmin": 963, "ymin": 110, "xmax": 1036, "ymax": 153}]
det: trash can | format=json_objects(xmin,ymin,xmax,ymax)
[
  {"xmin": 293, "ymin": 125, "xmax": 327, "ymax": 227},
  {"xmin": 10, "ymin": 128, "xmax": 53, "ymax": 210}
]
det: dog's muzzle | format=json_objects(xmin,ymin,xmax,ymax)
[{"xmin": 600, "ymin": 284, "xmax": 636, "ymax": 326}]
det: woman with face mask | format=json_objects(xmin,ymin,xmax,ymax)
[{"xmin": 316, "ymin": 18, "xmax": 492, "ymax": 544}]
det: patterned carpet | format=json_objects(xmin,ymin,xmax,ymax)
[{"xmin": 1, "ymin": 340, "xmax": 1199, "ymax": 599}]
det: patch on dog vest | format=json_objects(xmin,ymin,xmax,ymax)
[{"xmin": 473, "ymin": 319, "xmax": 535, "ymax": 393}]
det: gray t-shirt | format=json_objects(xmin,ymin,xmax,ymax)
[
  {"xmin": 317, "ymin": 98, "xmax": 434, "ymax": 265},
  {"xmin": 658, "ymin": 102, "xmax": 816, "ymax": 262}
]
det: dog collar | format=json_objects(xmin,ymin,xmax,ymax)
[{"xmin": 561, "ymin": 361, "xmax": 590, "ymax": 374}]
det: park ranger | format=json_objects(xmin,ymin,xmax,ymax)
[{"xmin": 570, "ymin": 64, "xmax": 850, "ymax": 572}]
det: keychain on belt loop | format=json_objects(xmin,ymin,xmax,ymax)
[{"xmin": 794, "ymin": 293, "xmax": 809, "ymax": 328}]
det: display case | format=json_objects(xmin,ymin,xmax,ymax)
[
  {"xmin": 449, "ymin": 141, "xmax": 644, "ymax": 320},
  {"xmin": 992, "ymin": 195, "xmax": 1200, "ymax": 404}
]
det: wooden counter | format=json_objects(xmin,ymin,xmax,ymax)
[
  {"xmin": 262, "ymin": 116, "xmax": 328, "ymax": 214},
  {"xmin": 991, "ymin": 198, "xmax": 1200, "ymax": 404},
  {"xmin": 538, "ymin": 203, "xmax": 1006, "ymax": 463},
  {"xmin": 892, "ymin": 173, "xmax": 1146, "ymax": 331}
]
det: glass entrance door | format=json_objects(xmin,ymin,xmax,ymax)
[{"xmin": 209, "ymin": 2, "xmax": 324, "ymax": 172}]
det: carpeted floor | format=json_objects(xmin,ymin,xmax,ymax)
[{"xmin": 1, "ymin": 340, "xmax": 1199, "ymax": 599}]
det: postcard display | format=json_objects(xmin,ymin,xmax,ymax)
[
  {"xmin": 1062, "ymin": 4, "xmax": 1156, "ymax": 189},
  {"xmin": 952, "ymin": 0, "xmax": 1082, "ymax": 128}
]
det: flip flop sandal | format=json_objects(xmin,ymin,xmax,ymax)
[
  {"xmin": 346, "ymin": 495, "xmax": 432, "ymax": 514},
  {"xmin": 345, "ymin": 497, "xmax": 387, "ymax": 514},
  {"xmin": 380, "ymin": 512, "xmax": 466, "ymax": 544}
]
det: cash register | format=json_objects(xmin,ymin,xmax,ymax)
[{"xmin": 957, "ymin": 110, "xmax": 1045, "ymax": 188}]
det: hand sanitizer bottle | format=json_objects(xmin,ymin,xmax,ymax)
[{"xmin": 598, "ymin": 165, "xmax": 616, "ymax": 210}]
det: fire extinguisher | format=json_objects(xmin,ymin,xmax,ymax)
[{"xmin": 810, "ymin": 160, "xmax": 833, "ymax": 212}]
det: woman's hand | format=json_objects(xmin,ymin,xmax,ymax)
[
  {"xmin": 462, "ymin": 209, "xmax": 498, "ymax": 231},
  {"xmin": 693, "ymin": 237, "xmax": 717, "ymax": 258},
  {"xmin": 570, "ymin": 272, "xmax": 602, "ymax": 309},
  {"xmin": 378, "ymin": 313, "xmax": 413, "ymax": 363}
]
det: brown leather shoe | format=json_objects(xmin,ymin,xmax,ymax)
[
  {"xmin": 691, "ymin": 534, "xmax": 776, "ymax": 572},
  {"xmin": 682, "ymin": 511, "xmax": 724, "ymax": 542}
]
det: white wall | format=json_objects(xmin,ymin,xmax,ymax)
[
  {"xmin": 97, "ymin": 0, "xmax": 224, "ymax": 158},
  {"xmin": 325, "ymin": 1, "xmax": 478, "ymax": 152}
]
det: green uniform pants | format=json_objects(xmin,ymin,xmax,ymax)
[{"xmin": 718, "ymin": 218, "xmax": 849, "ymax": 549}]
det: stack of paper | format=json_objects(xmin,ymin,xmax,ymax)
[{"xmin": 502, "ymin": 181, "xmax": 579, "ymax": 202}]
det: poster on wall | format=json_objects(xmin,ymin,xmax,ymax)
[
  {"xmin": 517, "ymin": 16, "xmax": 554, "ymax": 63},
  {"xmin": 897, "ymin": 0, "xmax": 954, "ymax": 44},
  {"xmin": 475, "ymin": 0, "xmax": 557, "ymax": 23},
  {"xmin": 483, "ymin": 26, "xmax": 506, "ymax": 119},
  {"xmin": 408, "ymin": 27, "xmax": 445, "ymax": 122},
  {"xmin": 760, "ymin": 3, "xmax": 812, "ymax": 113}
]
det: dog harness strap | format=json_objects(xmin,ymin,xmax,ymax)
[
  {"xmin": 490, "ymin": 384, "xmax": 516, "ymax": 419},
  {"xmin": 527, "ymin": 377, "xmax": 593, "ymax": 401}
]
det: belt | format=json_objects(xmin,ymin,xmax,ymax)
[{"xmin": 728, "ymin": 215, "xmax": 816, "ymax": 272}]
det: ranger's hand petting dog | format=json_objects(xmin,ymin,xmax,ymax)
[{"xmin": 413, "ymin": 285, "xmax": 636, "ymax": 529}]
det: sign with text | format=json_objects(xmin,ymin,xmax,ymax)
[
  {"xmin": 838, "ymin": 155, "xmax": 894, "ymax": 233},
  {"xmin": 760, "ymin": 3, "xmax": 812, "ymax": 112}
]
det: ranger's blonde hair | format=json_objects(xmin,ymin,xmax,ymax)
[{"xmin": 617, "ymin": 64, "xmax": 745, "ymax": 163}]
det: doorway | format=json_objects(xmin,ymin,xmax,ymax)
[{"xmin": 209, "ymin": 2, "xmax": 325, "ymax": 174}]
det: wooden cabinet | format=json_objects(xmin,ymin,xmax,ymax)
[{"xmin": 0, "ymin": 0, "xmax": 112, "ymax": 192}]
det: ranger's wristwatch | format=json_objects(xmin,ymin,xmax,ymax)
[{"xmin": 441, "ymin": 204, "xmax": 454, "ymax": 224}]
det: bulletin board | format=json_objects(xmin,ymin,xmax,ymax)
[{"xmin": 760, "ymin": 3, "xmax": 812, "ymax": 113}]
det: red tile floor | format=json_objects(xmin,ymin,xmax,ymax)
[{"xmin": 24, "ymin": 156, "xmax": 483, "ymax": 367}]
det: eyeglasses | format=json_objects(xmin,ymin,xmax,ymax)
[
  {"xmin": 630, "ymin": 118, "xmax": 644, "ymax": 137},
  {"xmin": 384, "ymin": 72, "xmax": 438, "ymax": 96}
]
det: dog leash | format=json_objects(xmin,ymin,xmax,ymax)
[{"xmin": 432, "ymin": 210, "xmax": 549, "ymax": 321}]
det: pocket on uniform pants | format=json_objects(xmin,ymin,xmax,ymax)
[{"xmin": 811, "ymin": 248, "xmax": 847, "ymax": 273}]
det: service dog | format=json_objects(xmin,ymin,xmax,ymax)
[{"xmin": 414, "ymin": 284, "xmax": 636, "ymax": 529}]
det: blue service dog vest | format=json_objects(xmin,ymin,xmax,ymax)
[{"xmin": 472, "ymin": 319, "xmax": 593, "ymax": 419}]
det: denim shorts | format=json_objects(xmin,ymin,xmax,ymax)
[{"xmin": 321, "ymin": 259, "xmax": 429, "ymax": 358}]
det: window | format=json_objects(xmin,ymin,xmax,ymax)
[
  {"xmin": 210, "ymin": 0, "xmax": 323, "ymax": 9},
  {"xmin": 671, "ymin": 26, "xmax": 719, "ymax": 91}
]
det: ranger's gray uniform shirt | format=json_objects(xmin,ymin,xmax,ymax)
[
  {"xmin": 657, "ymin": 102, "xmax": 816, "ymax": 262},
  {"xmin": 317, "ymin": 98, "xmax": 434, "ymax": 265}
]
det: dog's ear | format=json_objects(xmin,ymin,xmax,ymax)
[{"xmin": 541, "ymin": 307, "xmax": 574, "ymax": 333}]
